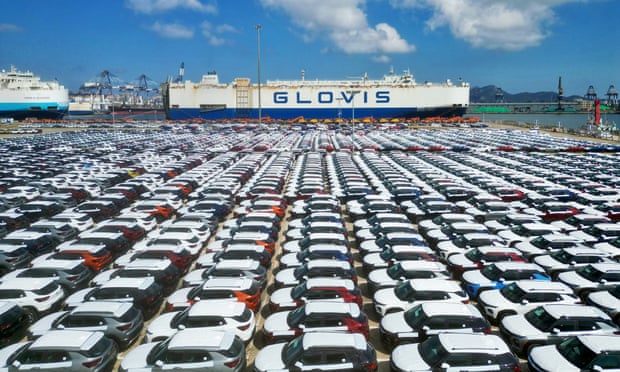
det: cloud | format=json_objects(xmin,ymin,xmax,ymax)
[
  {"xmin": 260, "ymin": 0, "xmax": 415, "ymax": 54},
  {"xmin": 201, "ymin": 21, "xmax": 238, "ymax": 46},
  {"xmin": 391, "ymin": 0, "xmax": 584, "ymax": 51},
  {"xmin": 126, "ymin": 0, "xmax": 217, "ymax": 14},
  {"xmin": 372, "ymin": 55, "xmax": 391, "ymax": 63},
  {"xmin": 148, "ymin": 22, "xmax": 194, "ymax": 38},
  {"xmin": 0, "ymin": 23, "xmax": 22, "ymax": 32}
]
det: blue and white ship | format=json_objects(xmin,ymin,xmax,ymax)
[
  {"xmin": 0, "ymin": 66, "xmax": 69, "ymax": 120},
  {"xmin": 162, "ymin": 69, "xmax": 470, "ymax": 120}
]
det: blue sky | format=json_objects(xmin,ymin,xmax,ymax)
[{"xmin": 1, "ymin": 0, "xmax": 618, "ymax": 96}]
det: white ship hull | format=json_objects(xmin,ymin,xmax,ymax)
[{"xmin": 163, "ymin": 70, "xmax": 469, "ymax": 120}]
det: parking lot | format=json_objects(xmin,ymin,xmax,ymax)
[{"xmin": 0, "ymin": 125, "xmax": 619, "ymax": 371}]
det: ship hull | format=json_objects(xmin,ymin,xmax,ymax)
[
  {"xmin": 0, "ymin": 66, "xmax": 69, "ymax": 120},
  {"xmin": 163, "ymin": 71, "xmax": 470, "ymax": 121},
  {"xmin": 166, "ymin": 106, "xmax": 467, "ymax": 120},
  {"xmin": 0, "ymin": 102, "xmax": 68, "ymax": 120}
]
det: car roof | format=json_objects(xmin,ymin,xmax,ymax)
[
  {"xmin": 168, "ymin": 329, "xmax": 236, "ymax": 350},
  {"xmin": 305, "ymin": 278, "xmax": 356, "ymax": 290},
  {"xmin": 421, "ymin": 302, "xmax": 483, "ymax": 318},
  {"xmin": 437, "ymin": 333, "xmax": 510, "ymax": 354},
  {"xmin": 123, "ymin": 259, "xmax": 173, "ymax": 270},
  {"xmin": 101, "ymin": 276, "xmax": 155, "ymax": 289},
  {"xmin": 515, "ymin": 280, "xmax": 573, "ymax": 293},
  {"xmin": 72, "ymin": 301, "xmax": 134, "ymax": 317},
  {"xmin": 304, "ymin": 302, "xmax": 360, "ymax": 317},
  {"xmin": 202, "ymin": 277, "xmax": 254, "ymax": 289},
  {"xmin": 409, "ymin": 279, "xmax": 462, "ymax": 292},
  {"xmin": 188, "ymin": 300, "xmax": 246, "ymax": 316},
  {"xmin": 213, "ymin": 259, "xmax": 260, "ymax": 270},
  {"xmin": 305, "ymin": 259, "xmax": 352, "ymax": 270},
  {"xmin": 397, "ymin": 261, "xmax": 447, "ymax": 271},
  {"xmin": 30, "ymin": 259, "xmax": 83, "ymax": 270},
  {"xmin": 541, "ymin": 304, "xmax": 609, "ymax": 319},
  {"xmin": 30, "ymin": 330, "xmax": 103, "ymax": 351},
  {"xmin": 0, "ymin": 277, "xmax": 55, "ymax": 291},
  {"xmin": 302, "ymin": 332, "xmax": 367, "ymax": 350},
  {"xmin": 489, "ymin": 262, "xmax": 544, "ymax": 271}
]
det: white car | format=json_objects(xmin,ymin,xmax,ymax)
[
  {"xmin": 0, "ymin": 277, "xmax": 65, "ymax": 322},
  {"xmin": 528, "ymin": 335, "xmax": 620, "ymax": 372},
  {"xmin": 556, "ymin": 263, "xmax": 620, "ymax": 297},
  {"xmin": 477, "ymin": 280, "xmax": 579, "ymax": 323},
  {"xmin": 533, "ymin": 247, "xmax": 614, "ymax": 277},
  {"xmin": 373, "ymin": 279, "xmax": 468, "ymax": 317},
  {"xmin": 367, "ymin": 261, "xmax": 451, "ymax": 293},
  {"xmin": 145, "ymin": 300, "xmax": 255, "ymax": 343},
  {"xmin": 48, "ymin": 212, "xmax": 95, "ymax": 232}
]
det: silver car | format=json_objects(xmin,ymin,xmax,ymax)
[
  {"xmin": 120, "ymin": 329, "xmax": 245, "ymax": 372},
  {"xmin": 500, "ymin": 304, "xmax": 619, "ymax": 356},
  {"xmin": 0, "ymin": 330, "xmax": 117, "ymax": 371},
  {"xmin": 28, "ymin": 301, "xmax": 144, "ymax": 350}
]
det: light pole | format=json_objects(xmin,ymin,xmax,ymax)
[
  {"xmin": 346, "ymin": 90, "xmax": 360, "ymax": 124},
  {"xmin": 255, "ymin": 24, "xmax": 262, "ymax": 126}
]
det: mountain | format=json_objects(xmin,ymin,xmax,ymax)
[{"xmin": 471, "ymin": 85, "xmax": 582, "ymax": 103}]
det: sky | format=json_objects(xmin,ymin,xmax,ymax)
[{"xmin": 1, "ymin": 0, "xmax": 618, "ymax": 96}]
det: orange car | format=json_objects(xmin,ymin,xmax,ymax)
[
  {"xmin": 56, "ymin": 245, "xmax": 113, "ymax": 272},
  {"xmin": 165, "ymin": 277, "xmax": 261, "ymax": 312}
]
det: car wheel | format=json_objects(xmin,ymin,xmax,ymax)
[{"xmin": 23, "ymin": 307, "xmax": 39, "ymax": 324}]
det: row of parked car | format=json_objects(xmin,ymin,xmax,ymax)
[{"xmin": 0, "ymin": 127, "xmax": 618, "ymax": 371}]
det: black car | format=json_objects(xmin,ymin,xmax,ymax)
[
  {"xmin": 0, "ymin": 302, "xmax": 29, "ymax": 346},
  {"xmin": 8, "ymin": 261, "xmax": 93, "ymax": 292}
]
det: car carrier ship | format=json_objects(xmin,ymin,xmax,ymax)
[
  {"xmin": 0, "ymin": 66, "xmax": 69, "ymax": 120},
  {"xmin": 162, "ymin": 69, "xmax": 469, "ymax": 120}
]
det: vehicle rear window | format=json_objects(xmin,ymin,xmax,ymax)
[
  {"xmin": 33, "ymin": 282, "xmax": 59, "ymax": 295},
  {"xmin": 220, "ymin": 336, "xmax": 244, "ymax": 358},
  {"xmin": 233, "ymin": 308, "xmax": 252, "ymax": 322},
  {"xmin": 81, "ymin": 336, "xmax": 112, "ymax": 358}
]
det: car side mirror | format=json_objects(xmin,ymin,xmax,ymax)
[
  {"xmin": 57, "ymin": 324, "xmax": 65, "ymax": 329},
  {"xmin": 194, "ymin": 297, "xmax": 201, "ymax": 302},
  {"xmin": 155, "ymin": 360, "xmax": 164, "ymax": 367},
  {"xmin": 569, "ymin": 261, "xmax": 577, "ymax": 266},
  {"xmin": 298, "ymin": 324, "xmax": 305, "ymax": 329},
  {"xmin": 12, "ymin": 361, "xmax": 21, "ymax": 368},
  {"xmin": 177, "ymin": 324, "xmax": 186, "ymax": 330},
  {"xmin": 551, "ymin": 328, "xmax": 560, "ymax": 335},
  {"xmin": 521, "ymin": 299, "xmax": 529, "ymax": 305},
  {"xmin": 592, "ymin": 366, "xmax": 604, "ymax": 371},
  {"xmin": 421, "ymin": 325, "xmax": 430, "ymax": 334},
  {"xmin": 600, "ymin": 279, "xmax": 608, "ymax": 284},
  {"xmin": 499, "ymin": 277, "xmax": 506, "ymax": 282},
  {"xmin": 440, "ymin": 362, "xmax": 450, "ymax": 369}
]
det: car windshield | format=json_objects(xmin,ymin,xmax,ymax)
[
  {"xmin": 379, "ymin": 247, "xmax": 395, "ymax": 260},
  {"xmin": 290, "ymin": 283, "xmax": 308, "ymax": 299},
  {"xmin": 283, "ymin": 336, "xmax": 304, "ymax": 365},
  {"xmin": 419, "ymin": 336, "xmax": 448, "ymax": 367},
  {"xmin": 387, "ymin": 264, "xmax": 406, "ymax": 279},
  {"xmin": 465, "ymin": 248, "xmax": 483, "ymax": 261},
  {"xmin": 524, "ymin": 306, "xmax": 556, "ymax": 331},
  {"xmin": 576, "ymin": 265, "xmax": 604, "ymax": 281},
  {"xmin": 556, "ymin": 337, "xmax": 597, "ymax": 369},
  {"xmin": 147, "ymin": 338, "xmax": 172, "ymax": 365},
  {"xmin": 530, "ymin": 236, "xmax": 551, "ymax": 249},
  {"xmin": 500, "ymin": 283, "xmax": 526, "ymax": 302},
  {"xmin": 481, "ymin": 265, "xmax": 503, "ymax": 280},
  {"xmin": 394, "ymin": 282, "xmax": 415, "ymax": 301},
  {"xmin": 550, "ymin": 250, "xmax": 574, "ymax": 264},
  {"xmin": 286, "ymin": 306, "xmax": 306, "ymax": 326},
  {"xmin": 403, "ymin": 305, "xmax": 426, "ymax": 328}
]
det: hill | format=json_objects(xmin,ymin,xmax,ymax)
[{"xmin": 471, "ymin": 85, "xmax": 582, "ymax": 103}]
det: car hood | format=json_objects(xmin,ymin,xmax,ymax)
[
  {"xmin": 426, "ymin": 229, "xmax": 447, "ymax": 240},
  {"xmin": 462, "ymin": 270, "xmax": 495, "ymax": 286},
  {"xmin": 0, "ymin": 342, "xmax": 28, "ymax": 367},
  {"xmin": 254, "ymin": 343, "xmax": 287, "ymax": 371},
  {"xmin": 557, "ymin": 271, "xmax": 591, "ymax": 288},
  {"xmin": 528, "ymin": 344, "xmax": 580, "ymax": 372},
  {"xmin": 119, "ymin": 343, "xmax": 155, "ymax": 370},
  {"xmin": 279, "ymin": 253, "xmax": 301, "ymax": 268},
  {"xmin": 381, "ymin": 312, "xmax": 413, "ymax": 334},
  {"xmin": 282, "ymin": 241, "xmax": 301, "ymax": 253},
  {"xmin": 501, "ymin": 314, "xmax": 540, "ymax": 337},
  {"xmin": 391, "ymin": 343, "xmax": 430, "ymax": 371},
  {"xmin": 363, "ymin": 253, "xmax": 386, "ymax": 267},
  {"xmin": 367, "ymin": 269, "xmax": 394, "ymax": 285},
  {"xmin": 270, "ymin": 287, "xmax": 294, "ymax": 305},
  {"xmin": 532, "ymin": 255, "xmax": 560, "ymax": 270},
  {"xmin": 374, "ymin": 288, "xmax": 399, "ymax": 306},
  {"xmin": 146, "ymin": 311, "xmax": 177, "ymax": 336},
  {"xmin": 274, "ymin": 269, "xmax": 297, "ymax": 286},
  {"xmin": 64, "ymin": 288, "xmax": 92, "ymax": 308},
  {"xmin": 587, "ymin": 290, "xmax": 620, "ymax": 310},
  {"xmin": 446, "ymin": 254, "xmax": 475, "ymax": 268},
  {"xmin": 29, "ymin": 311, "xmax": 67, "ymax": 337},
  {"xmin": 91, "ymin": 270, "xmax": 115, "ymax": 286},
  {"xmin": 166, "ymin": 287, "xmax": 193, "ymax": 306},
  {"xmin": 262, "ymin": 311, "xmax": 290, "ymax": 334},
  {"xmin": 183, "ymin": 269, "xmax": 207, "ymax": 286}
]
